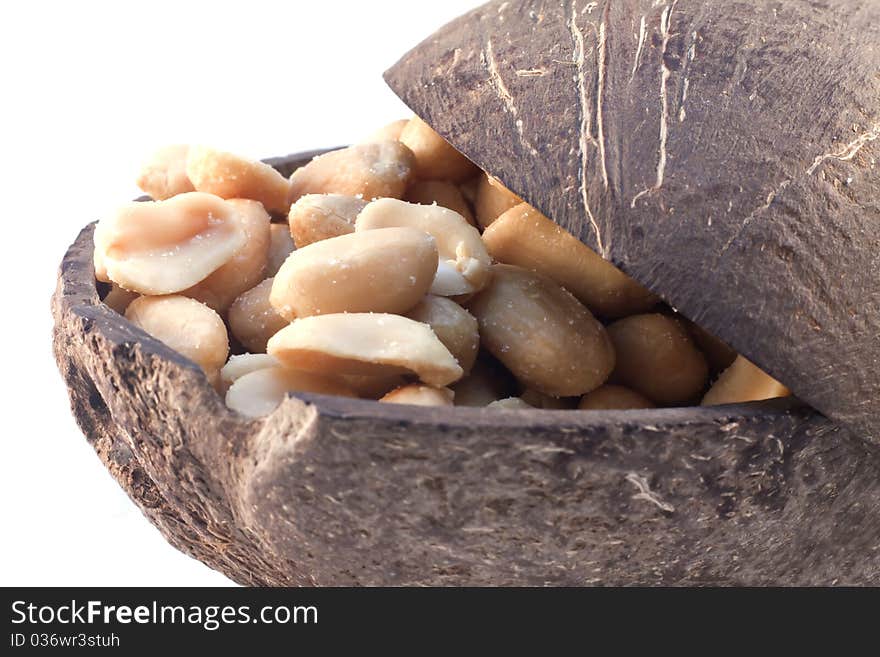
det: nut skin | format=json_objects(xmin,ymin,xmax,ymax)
[
  {"xmin": 607, "ymin": 314, "xmax": 709, "ymax": 405},
  {"xmin": 467, "ymin": 264, "xmax": 615, "ymax": 397},
  {"xmin": 399, "ymin": 115, "xmax": 479, "ymax": 182},
  {"xmin": 270, "ymin": 227, "xmax": 439, "ymax": 320},
  {"xmin": 288, "ymin": 141, "xmax": 415, "ymax": 204}
]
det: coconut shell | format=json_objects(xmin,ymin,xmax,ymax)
[
  {"xmin": 384, "ymin": 0, "xmax": 880, "ymax": 445},
  {"xmin": 52, "ymin": 150, "xmax": 880, "ymax": 585}
]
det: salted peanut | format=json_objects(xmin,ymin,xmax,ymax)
[
  {"xmin": 520, "ymin": 389, "xmax": 577, "ymax": 410},
  {"xmin": 475, "ymin": 173, "xmax": 523, "ymax": 229},
  {"xmin": 578, "ymin": 385, "xmax": 656, "ymax": 410},
  {"xmin": 186, "ymin": 146, "xmax": 291, "ymax": 214},
  {"xmin": 380, "ymin": 385, "xmax": 454, "ymax": 407},
  {"xmin": 702, "ymin": 356, "xmax": 790, "ymax": 407},
  {"xmin": 94, "ymin": 192, "xmax": 245, "ymax": 295},
  {"xmin": 399, "ymin": 116, "xmax": 478, "ymax": 182},
  {"xmin": 482, "ymin": 203, "xmax": 658, "ymax": 319},
  {"xmin": 607, "ymin": 314, "xmax": 709, "ymax": 405},
  {"xmin": 102, "ymin": 284, "xmax": 138, "ymax": 315},
  {"xmin": 271, "ymin": 227, "xmax": 438, "ymax": 320},
  {"xmin": 266, "ymin": 224, "xmax": 295, "ymax": 277},
  {"xmin": 406, "ymin": 295, "xmax": 479, "ymax": 375},
  {"xmin": 487, "ymin": 397, "xmax": 533, "ymax": 410},
  {"xmin": 228, "ymin": 278, "xmax": 289, "ymax": 354},
  {"xmin": 686, "ymin": 321, "xmax": 738, "ymax": 374},
  {"xmin": 451, "ymin": 355, "xmax": 518, "ymax": 406},
  {"xmin": 356, "ymin": 198, "xmax": 491, "ymax": 296},
  {"xmin": 220, "ymin": 353, "xmax": 280, "ymax": 385},
  {"xmin": 468, "ymin": 265, "xmax": 615, "ymax": 397},
  {"xmin": 182, "ymin": 199, "xmax": 270, "ymax": 313},
  {"xmin": 136, "ymin": 145, "xmax": 195, "ymax": 200},
  {"xmin": 288, "ymin": 141, "xmax": 415, "ymax": 204},
  {"xmin": 340, "ymin": 373, "xmax": 409, "ymax": 400},
  {"xmin": 225, "ymin": 367, "xmax": 356, "ymax": 418},
  {"xmin": 287, "ymin": 194, "xmax": 365, "ymax": 248},
  {"xmin": 93, "ymin": 246, "xmax": 110, "ymax": 282},
  {"xmin": 267, "ymin": 313, "xmax": 463, "ymax": 387},
  {"xmin": 405, "ymin": 180, "xmax": 476, "ymax": 226},
  {"xmin": 363, "ymin": 118, "xmax": 409, "ymax": 143},
  {"xmin": 125, "ymin": 295, "xmax": 228, "ymax": 375}
]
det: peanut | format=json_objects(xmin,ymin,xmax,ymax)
[
  {"xmin": 451, "ymin": 355, "xmax": 518, "ymax": 407},
  {"xmin": 380, "ymin": 385, "xmax": 454, "ymax": 407},
  {"xmin": 220, "ymin": 353, "xmax": 280, "ymax": 385},
  {"xmin": 270, "ymin": 227, "xmax": 438, "ymax": 320},
  {"xmin": 405, "ymin": 180, "xmax": 476, "ymax": 226},
  {"xmin": 578, "ymin": 385, "xmax": 656, "ymax": 410},
  {"xmin": 228, "ymin": 278, "xmax": 289, "ymax": 354},
  {"xmin": 136, "ymin": 145, "xmax": 194, "ymax": 200},
  {"xmin": 475, "ymin": 173, "xmax": 522, "ymax": 229},
  {"xmin": 406, "ymin": 295, "xmax": 479, "ymax": 375},
  {"xmin": 467, "ymin": 264, "xmax": 615, "ymax": 397},
  {"xmin": 701, "ymin": 356, "xmax": 790, "ymax": 406},
  {"xmin": 267, "ymin": 313, "xmax": 463, "ymax": 387},
  {"xmin": 287, "ymin": 194, "xmax": 365, "ymax": 248},
  {"xmin": 363, "ymin": 118, "xmax": 409, "ymax": 143},
  {"xmin": 102, "ymin": 284, "xmax": 138, "ymax": 315},
  {"xmin": 266, "ymin": 223, "xmax": 295, "ymax": 277},
  {"xmin": 399, "ymin": 116, "xmax": 478, "ymax": 182},
  {"xmin": 225, "ymin": 366, "xmax": 356, "ymax": 418},
  {"xmin": 487, "ymin": 397, "xmax": 533, "ymax": 410}
]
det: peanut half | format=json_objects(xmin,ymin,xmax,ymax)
[
  {"xmin": 356, "ymin": 198, "xmax": 491, "ymax": 296},
  {"xmin": 266, "ymin": 223, "xmax": 295, "ymax": 277},
  {"xmin": 475, "ymin": 173, "xmax": 523, "ymax": 229},
  {"xmin": 270, "ymin": 227, "xmax": 438, "ymax": 320},
  {"xmin": 136, "ymin": 144, "xmax": 195, "ymax": 200},
  {"xmin": 405, "ymin": 180, "xmax": 476, "ymax": 226},
  {"xmin": 380, "ymin": 385, "xmax": 455, "ymax": 407},
  {"xmin": 701, "ymin": 356, "xmax": 790, "ymax": 406},
  {"xmin": 287, "ymin": 194, "xmax": 366, "ymax": 248},
  {"xmin": 406, "ymin": 295, "xmax": 479, "ymax": 375},
  {"xmin": 399, "ymin": 116, "xmax": 478, "ymax": 182},
  {"xmin": 578, "ymin": 385, "xmax": 656, "ymax": 410},
  {"xmin": 94, "ymin": 192, "xmax": 246, "ymax": 295},
  {"xmin": 228, "ymin": 278, "xmax": 289, "ymax": 354},
  {"xmin": 225, "ymin": 367, "xmax": 356, "ymax": 418},
  {"xmin": 267, "ymin": 313, "xmax": 463, "ymax": 387},
  {"xmin": 468, "ymin": 265, "xmax": 615, "ymax": 397}
]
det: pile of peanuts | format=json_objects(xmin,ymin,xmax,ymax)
[{"xmin": 94, "ymin": 117, "xmax": 789, "ymax": 417}]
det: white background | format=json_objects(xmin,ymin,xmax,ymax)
[{"xmin": 1, "ymin": 0, "xmax": 481, "ymax": 586}]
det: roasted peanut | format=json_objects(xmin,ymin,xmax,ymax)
[
  {"xmin": 451, "ymin": 355, "xmax": 518, "ymax": 406},
  {"xmin": 399, "ymin": 116, "xmax": 478, "ymax": 182},
  {"xmin": 182, "ymin": 199, "xmax": 270, "ymax": 313},
  {"xmin": 520, "ymin": 389, "xmax": 577, "ymax": 410},
  {"xmin": 475, "ymin": 173, "xmax": 523, "ymax": 229},
  {"xmin": 363, "ymin": 118, "xmax": 409, "ymax": 143},
  {"xmin": 220, "ymin": 353, "xmax": 280, "ymax": 385},
  {"xmin": 339, "ymin": 373, "xmax": 410, "ymax": 400},
  {"xmin": 487, "ymin": 397, "xmax": 533, "ymax": 410},
  {"xmin": 228, "ymin": 278, "xmax": 289, "ymax": 354},
  {"xmin": 685, "ymin": 321, "xmax": 738, "ymax": 374},
  {"xmin": 702, "ymin": 356, "xmax": 789, "ymax": 406},
  {"xmin": 468, "ymin": 265, "xmax": 615, "ymax": 397},
  {"xmin": 405, "ymin": 180, "xmax": 476, "ymax": 226},
  {"xmin": 94, "ymin": 192, "xmax": 246, "ymax": 295},
  {"xmin": 125, "ymin": 295, "xmax": 228, "ymax": 376},
  {"xmin": 102, "ymin": 284, "xmax": 138, "ymax": 315},
  {"xmin": 287, "ymin": 194, "xmax": 365, "ymax": 248},
  {"xmin": 266, "ymin": 223, "xmax": 295, "ymax": 277},
  {"xmin": 607, "ymin": 314, "xmax": 709, "ymax": 404},
  {"xmin": 271, "ymin": 227, "xmax": 438, "ymax": 320},
  {"xmin": 356, "ymin": 198, "xmax": 491, "ymax": 296},
  {"xmin": 288, "ymin": 141, "xmax": 415, "ymax": 204},
  {"xmin": 136, "ymin": 144, "xmax": 194, "ymax": 200},
  {"xmin": 225, "ymin": 366, "xmax": 356, "ymax": 418},
  {"xmin": 186, "ymin": 146, "xmax": 291, "ymax": 214},
  {"xmin": 578, "ymin": 385, "xmax": 656, "ymax": 410},
  {"xmin": 482, "ymin": 203, "xmax": 659, "ymax": 319},
  {"xmin": 267, "ymin": 313, "xmax": 463, "ymax": 387},
  {"xmin": 380, "ymin": 385, "xmax": 454, "ymax": 407},
  {"xmin": 406, "ymin": 295, "xmax": 479, "ymax": 375}
]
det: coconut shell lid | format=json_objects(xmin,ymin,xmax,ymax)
[{"xmin": 384, "ymin": 0, "xmax": 880, "ymax": 445}]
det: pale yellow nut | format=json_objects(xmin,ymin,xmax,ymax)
[
  {"xmin": 186, "ymin": 146, "xmax": 291, "ymax": 214},
  {"xmin": 93, "ymin": 245, "xmax": 110, "ymax": 283},
  {"xmin": 362, "ymin": 118, "xmax": 409, "ymax": 143},
  {"xmin": 225, "ymin": 366, "xmax": 357, "ymax": 418},
  {"xmin": 475, "ymin": 173, "xmax": 523, "ymax": 229},
  {"xmin": 93, "ymin": 192, "xmax": 246, "ymax": 295},
  {"xmin": 406, "ymin": 295, "xmax": 479, "ymax": 375},
  {"xmin": 228, "ymin": 278, "xmax": 289, "ymax": 354},
  {"xmin": 578, "ymin": 385, "xmax": 656, "ymax": 410},
  {"xmin": 380, "ymin": 384, "xmax": 454, "ymax": 407},
  {"xmin": 270, "ymin": 227, "xmax": 438, "ymax": 320},
  {"xmin": 267, "ymin": 313, "xmax": 463, "ymax": 387},
  {"xmin": 287, "ymin": 194, "xmax": 365, "ymax": 248},
  {"xmin": 487, "ymin": 397, "xmax": 533, "ymax": 410},
  {"xmin": 701, "ymin": 356, "xmax": 790, "ymax": 406},
  {"xmin": 266, "ymin": 223, "xmax": 295, "ymax": 277},
  {"xmin": 136, "ymin": 144, "xmax": 195, "ymax": 200},
  {"xmin": 482, "ymin": 203, "xmax": 659, "ymax": 319},
  {"xmin": 467, "ymin": 264, "xmax": 615, "ymax": 397},
  {"xmin": 182, "ymin": 199, "xmax": 271, "ymax": 313},
  {"xmin": 399, "ymin": 115, "xmax": 478, "ymax": 182},
  {"xmin": 220, "ymin": 353, "xmax": 280, "ymax": 385},
  {"xmin": 607, "ymin": 314, "xmax": 709, "ymax": 405},
  {"xmin": 405, "ymin": 180, "xmax": 476, "ymax": 226},
  {"xmin": 356, "ymin": 198, "xmax": 491, "ymax": 296},
  {"xmin": 102, "ymin": 284, "xmax": 139, "ymax": 315},
  {"xmin": 125, "ymin": 295, "xmax": 228, "ymax": 375},
  {"xmin": 288, "ymin": 141, "xmax": 415, "ymax": 204}
]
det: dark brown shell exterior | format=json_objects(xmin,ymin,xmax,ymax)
[
  {"xmin": 53, "ymin": 151, "xmax": 880, "ymax": 585},
  {"xmin": 384, "ymin": 0, "xmax": 880, "ymax": 445}
]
